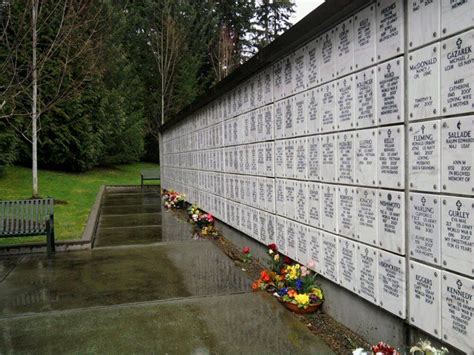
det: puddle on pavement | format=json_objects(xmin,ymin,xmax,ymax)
[
  {"xmin": 102, "ymin": 196, "xmax": 162, "ymax": 207},
  {"xmin": 101, "ymin": 204, "xmax": 163, "ymax": 215}
]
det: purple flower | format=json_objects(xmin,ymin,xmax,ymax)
[
  {"xmin": 296, "ymin": 279, "xmax": 303, "ymax": 291},
  {"xmin": 278, "ymin": 288, "xmax": 288, "ymax": 297}
]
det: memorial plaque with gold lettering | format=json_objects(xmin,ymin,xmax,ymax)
[
  {"xmin": 338, "ymin": 237, "xmax": 357, "ymax": 292},
  {"xmin": 320, "ymin": 30, "xmax": 336, "ymax": 83},
  {"xmin": 441, "ymin": 31, "xmax": 474, "ymax": 116},
  {"xmin": 354, "ymin": 5, "xmax": 376, "ymax": 70},
  {"xmin": 356, "ymin": 243, "xmax": 378, "ymax": 304},
  {"xmin": 355, "ymin": 68, "xmax": 377, "ymax": 128},
  {"xmin": 377, "ymin": 58, "xmax": 404, "ymax": 125},
  {"xmin": 378, "ymin": 126, "xmax": 405, "ymax": 189},
  {"xmin": 441, "ymin": 116, "xmax": 474, "ymax": 195},
  {"xmin": 356, "ymin": 187, "xmax": 378, "ymax": 246},
  {"xmin": 307, "ymin": 135, "xmax": 321, "ymax": 181},
  {"xmin": 378, "ymin": 250, "xmax": 406, "ymax": 318},
  {"xmin": 336, "ymin": 76, "xmax": 354, "ymax": 131},
  {"xmin": 337, "ymin": 132, "xmax": 354, "ymax": 184},
  {"xmin": 408, "ymin": 0, "xmax": 440, "ymax": 49},
  {"xmin": 409, "ymin": 121, "xmax": 440, "ymax": 192},
  {"xmin": 320, "ymin": 83, "xmax": 336, "ymax": 132},
  {"xmin": 321, "ymin": 134, "xmax": 337, "ymax": 183},
  {"xmin": 355, "ymin": 128, "xmax": 378, "ymax": 186},
  {"xmin": 338, "ymin": 186, "xmax": 356, "ymax": 238},
  {"xmin": 307, "ymin": 88, "xmax": 320, "ymax": 134},
  {"xmin": 321, "ymin": 184, "xmax": 337, "ymax": 233},
  {"xmin": 441, "ymin": 0, "xmax": 474, "ymax": 37},
  {"xmin": 376, "ymin": 0, "xmax": 404, "ymax": 62},
  {"xmin": 408, "ymin": 44, "xmax": 440, "ymax": 121},
  {"xmin": 336, "ymin": 17, "xmax": 354, "ymax": 77},
  {"xmin": 305, "ymin": 38, "xmax": 320, "ymax": 89},
  {"xmin": 322, "ymin": 232, "xmax": 338, "ymax": 283},
  {"xmin": 308, "ymin": 227, "xmax": 322, "ymax": 273},
  {"xmin": 308, "ymin": 182, "xmax": 321, "ymax": 228},
  {"xmin": 409, "ymin": 261, "xmax": 441, "ymax": 338},
  {"xmin": 441, "ymin": 196, "xmax": 474, "ymax": 277},
  {"xmin": 378, "ymin": 190, "xmax": 405, "ymax": 255},
  {"xmin": 441, "ymin": 271, "xmax": 474, "ymax": 353}
]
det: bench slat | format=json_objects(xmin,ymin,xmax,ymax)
[{"xmin": 0, "ymin": 199, "xmax": 53, "ymax": 236}]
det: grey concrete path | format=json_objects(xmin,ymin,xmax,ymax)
[{"xmin": 0, "ymin": 188, "xmax": 334, "ymax": 354}]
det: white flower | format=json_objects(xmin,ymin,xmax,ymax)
[{"xmin": 352, "ymin": 348, "xmax": 365, "ymax": 355}]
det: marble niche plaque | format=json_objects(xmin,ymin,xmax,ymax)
[
  {"xmin": 441, "ymin": 0, "xmax": 474, "ymax": 37},
  {"xmin": 267, "ymin": 213, "xmax": 276, "ymax": 245},
  {"xmin": 308, "ymin": 227, "xmax": 322, "ymax": 273},
  {"xmin": 441, "ymin": 30, "xmax": 474, "ymax": 116},
  {"xmin": 408, "ymin": 121, "xmax": 441, "ymax": 192},
  {"xmin": 256, "ymin": 108, "xmax": 265, "ymax": 143},
  {"xmin": 307, "ymin": 135, "xmax": 320, "ymax": 181},
  {"xmin": 408, "ymin": 261, "xmax": 441, "ymax": 338},
  {"xmin": 286, "ymin": 219, "xmax": 297, "ymax": 261},
  {"xmin": 274, "ymin": 140, "xmax": 285, "ymax": 178},
  {"xmin": 296, "ymin": 222, "xmax": 310, "ymax": 265},
  {"xmin": 259, "ymin": 210, "xmax": 268, "ymax": 244},
  {"xmin": 283, "ymin": 55, "xmax": 294, "ymax": 99},
  {"xmin": 257, "ymin": 144, "xmax": 265, "ymax": 176},
  {"xmin": 295, "ymin": 181, "xmax": 308, "ymax": 224},
  {"xmin": 307, "ymin": 88, "xmax": 320, "ymax": 135},
  {"xmin": 284, "ymin": 139, "xmax": 295, "ymax": 178},
  {"xmin": 441, "ymin": 196, "xmax": 474, "ymax": 277},
  {"xmin": 356, "ymin": 243, "xmax": 378, "ymax": 304},
  {"xmin": 337, "ymin": 186, "xmax": 356, "ymax": 238},
  {"xmin": 308, "ymin": 182, "xmax": 321, "ymax": 228},
  {"xmin": 378, "ymin": 190, "xmax": 405, "ymax": 254},
  {"xmin": 284, "ymin": 97, "xmax": 295, "ymax": 138},
  {"xmin": 376, "ymin": 0, "xmax": 404, "ymax": 62},
  {"xmin": 320, "ymin": 83, "xmax": 336, "ymax": 132},
  {"xmin": 336, "ymin": 17, "xmax": 354, "ymax": 77},
  {"xmin": 276, "ymin": 216, "xmax": 287, "ymax": 255},
  {"xmin": 249, "ymin": 111, "xmax": 257, "ymax": 143},
  {"xmin": 294, "ymin": 47, "xmax": 306, "ymax": 94},
  {"xmin": 378, "ymin": 250, "xmax": 406, "ymax": 318},
  {"xmin": 265, "ymin": 178, "xmax": 275, "ymax": 214},
  {"xmin": 408, "ymin": 42, "xmax": 440, "ymax": 120},
  {"xmin": 320, "ymin": 30, "xmax": 336, "ymax": 83},
  {"xmin": 264, "ymin": 142, "xmax": 274, "ymax": 177},
  {"xmin": 356, "ymin": 187, "xmax": 378, "ymax": 246},
  {"xmin": 377, "ymin": 58, "xmax": 404, "ymax": 125},
  {"xmin": 336, "ymin": 75, "xmax": 355, "ymax": 131},
  {"xmin": 355, "ymin": 128, "xmax": 378, "ymax": 186},
  {"xmin": 354, "ymin": 4, "xmax": 376, "ymax": 70},
  {"xmin": 408, "ymin": 0, "xmax": 440, "ymax": 49},
  {"xmin": 321, "ymin": 184, "xmax": 337, "ymax": 234},
  {"xmin": 285, "ymin": 179, "xmax": 296, "ymax": 220},
  {"xmin": 275, "ymin": 179, "xmax": 286, "ymax": 217},
  {"xmin": 274, "ymin": 100, "xmax": 285, "ymax": 139},
  {"xmin": 263, "ymin": 67, "xmax": 273, "ymax": 104},
  {"xmin": 441, "ymin": 271, "xmax": 474, "ymax": 353},
  {"xmin": 378, "ymin": 126, "xmax": 405, "ymax": 189},
  {"xmin": 338, "ymin": 237, "xmax": 357, "ymax": 292},
  {"xmin": 320, "ymin": 134, "xmax": 337, "ymax": 183},
  {"xmin": 294, "ymin": 137, "xmax": 307, "ymax": 180},
  {"xmin": 294, "ymin": 92, "xmax": 307, "ymax": 136},
  {"xmin": 441, "ymin": 116, "xmax": 474, "ymax": 195},
  {"xmin": 337, "ymin": 132, "xmax": 355, "ymax": 184},
  {"xmin": 355, "ymin": 67, "xmax": 377, "ymax": 128},
  {"xmin": 264, "ymin": 105, "xmax": 274, "ymax": 140},
  {"xmin": 305, "ymin": 38, "xmax": 320, "ymax": 89},
  {"xmin": 321, "ymin": 232, "xmax": 338, "ymax": 283}
]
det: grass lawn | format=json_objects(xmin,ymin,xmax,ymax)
[{"xmin": 0, "ymin": 163, "xmax": 160, "ymax": 244}]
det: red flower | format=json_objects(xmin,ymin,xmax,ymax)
[
  {"xmin": 268, "ymin": 243, "xmax": 277, "ymax": 252},
  {"xmin": 243, "ymin": 246, "xmax": 250, "ymax": 254},
  {"xmin": 284, "ymin": 256, "xmax": 292, "ymax": 265},
  {"xmin": 260, "ymin": 270, "xmax": 271, "ymax": 283}
]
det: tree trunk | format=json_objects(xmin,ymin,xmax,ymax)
[{"xmin": 32, "ymin": 0, "xmax": 39, "ymax": 198}]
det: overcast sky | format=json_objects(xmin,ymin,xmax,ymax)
[{"xmin": 291, "ymin": 0, "xmax": 325, "ymax": 24}]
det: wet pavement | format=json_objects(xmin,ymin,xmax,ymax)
[{"xmin": 0, "ymin": 187, "xmax": 334, "ymax": 354}]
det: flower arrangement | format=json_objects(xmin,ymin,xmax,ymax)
[
  {"xmin": 242, "ymin": 246, "xmax": 252, "ymax": 263},
  {"xmin": 410, "ymin": 340, "xmax": 449, "ymax": 355},
  {"xmin": 371, "ymin": 342, "xmax": 398, "ymax": 355},
  {"xmin": 162, "ymin": 190, "xmax": 186, "ymax": 209},
  {"xmin": 187, "ymin": 205, "xmax": 214, "ymax": 229},
  {"xmin": 353, "ymin": 339, "xmax": 449, "ymax": 355}
]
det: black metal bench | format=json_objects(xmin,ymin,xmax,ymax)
[
  {"xmin": 140, "ymin": 169, "xmax": 161, "ymax": 190},
  {"xmin": 0, "ymin": 198, "xmax": 55, "ymax": 257}
]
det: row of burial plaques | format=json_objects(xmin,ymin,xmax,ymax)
[{"xmin": 223, "ymin": 143, "xmax": 275, "ymax": 177}]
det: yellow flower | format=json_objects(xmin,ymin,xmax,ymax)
[
  {"xmin": 312, "ymin": 288, "xmax": 323, "ymax": 300},
  {"xmin": 295, "ymin": 293, "xmax": 310, "ymax": 306}
]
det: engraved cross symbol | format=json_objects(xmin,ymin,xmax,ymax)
[
  {"xmin": 387, "ymin": 63, "xmax": 391, "ymax": 72},
  {"xmin": 365, "ymin": 248, "xmax": 369, "ymax": 255},
  {"xmin": 387, "ymin": 129, "xmax": 392, "ymax": 138},
  {"xmin": 363, "ymin": 72, "xmax": 367, "ymax": 81},
  {"xmin": 344, "ymin": 134, "xmax": 347, "ymax": 141},
  {"xmin": 457, "ymin": 121, "xmax": 462, "ymax": 130},
  {"xmin": 421, "ymin": 196, "xmax": 426, "ymax": 206},
  {"xmin": 456, "ymin": 200, "xmax": 462, "ymax": 210},
  {"xmin": 456, "ymin": 38, "xmax": 463, "ymax": 49},
  {"xmin": 457, "ymin": 279, "xmax": 463, "ymax": 290},
  {"xmin": 421, "ymin": 125, "xmax": 425, "ymax": 134},
  {"xmin": 364, "ymin": 190, "xmax": 368, "ymax": 197},
  {"xmin": 388, "ymin": 193, "xmax": 392, "ymax": 201}
]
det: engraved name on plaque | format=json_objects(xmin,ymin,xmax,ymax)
[
  {"xmin": 295, "ymin": 137, "xmax": 308, "ymax": 180},
  {"xmin": 378, "ymin": 250, "xmax": 406, "ymax": 318},
  {"xmin": 283, "ymin": 55, "xmax": 293, "ymax": 99},
  {"xmin": 294, "ymin": 47, "xmax": 306, "ymax": 94},
  {"xmin": 378, "ymin": 126, "xmax": 405, "ymax": 189},
  {"xmin": 441, "ymin": 0, "xmax": 474, "ymax": 37},
  {"xmin": 259, "ymin": 210, "xmax": 268, "ymax": 244},
  {"xmin": 377, "ymin": 58, "xmax": 404, "ymax": 125},
  {"xmin": 408, "ymin": 43, "xmax": 440, "ymax": 121},
  {"xmin": 296, "ymin": 222, "xmax": 309, "ymax": 265},
  {"xmin": 294, "ymin": 92, "xmax": 307, "ymax": 136},
  {"xmin": 275, "ymin": 140, "xmax": 285, "ymax": 178},
  {"xmin": 284, "ymin": 97, "xmax": 294, "ymax": 138},
  {"xmin": 357, "ymin": 243, "xmax": 378, "ymax": 304},
  {"xmin": 274, "ymin": 100, "xmax": 285, "ymax": 139},
  {"xmin": 441, "ymin": 271, "xmax": 474, "ymax": 353},
  {"xmin": 307, "ymin": 88, "xmax": 320, "ymax": 134},
  {"xmin": 265, "ymin": 178, "xmax": 275, "ymax": 213},
  {"xmin": 354, "ymin": 5, "xmax": 376, "ymax": 70},
  {"xmin": 336, "ymin": 76, "xmax": 355, "ymax": 131},
  {"xmin": 441, "ymin": 196, "xmax": 474, "ymax": 277},
  {"xmin": 276, "ymin": 179, "xmax": 286, "ymax": 217},
  {"xmin": 441, "ymin": 116, "xmax": 474, "ymax": 195},
  {"xmin": 320, "ymin": 83, "xmax": 336, "ymax": 132},
  {"xmin": 308, "ymin": 227, "xmax": 322, "ymax": 273},
  {"xmin": 409, "ymin": 121, "xmax": 441, "ymax": 192},
  {"xmin": 286, "ymin": 219, "xmax": 297, "ymax": 260},
  {"xmin": 321, "ymin": 184, "xmax": 337, "ymax": 233},
  {"xmin": 441, "ymin": 31, "xmax": 474, "ymax": 116},
  {"xmin": 295, "ymin": 181, "xmax": 308, "ymax": 224},
  {"xmin": 285, "ymin": 139, "xmax": 295, "ymax": 178},
  {"xmin": 356, "ymin": 187, "xmax": 378, "ymax": 246},
  {"xmin": 378, "ymin": 190, "xmax": 405, "ymax": 255},
  {"xmin": 409, "ymin": 261, "xmax": 441, "ymax": 338},
  {"xmin": 276, "ymin": 216, "xmax": 287, "ymax": 254},
  {"xmin": 338, "ymin": 186, "xmax": 356, "ymax": 238},
  {"xmin": 321, "ymin": 134, "xmax": 336, "ymax": 182},
  {"xmin": 355, "ymin": 68, "xmax": 377, "ymax": 128},
  {"xmin": 264, "ymin": 105, "xmax": 274, "ymax": 140},
  {"xmin": 337, "ymin": 132, "xmax": 354, "ymax": 184},
  {"xmin": 322, "ymin": 232, "xmax": 338, "ymax": 283},
  {"xmin": 355, "ymin": 128, "xmax": 377, "ymax": 186},
  {"xmin": 285, "ymin": 179, "xmax": 296, "ymax": 220},
  {"xmin": 338, "ymin": 237, "xmax": 357, "ymax": 292},
  {"xmin": 320, "ymin": 30, "xmax": 336, "ymax": 83},
  {"xmin": 305, "ymin": 38, "xmax": 320, "ymax": 89},
  {"xmin": 376, "ymin": 0, "xmax": 404, "ymax": 62},
  {"xmin": 408, "ymin": 0, "xmax": 440, "ymax": 49},
  {"xmin": 307, "ymin": 135, "xmax": 320, "ymax": 181},
  {"xmin": 308, "ymin": 182, "xmax": 321, "ymax": 228},
  {"xmin": 336, "ymin": 18, "xmax": 354, "ymax": 77}
]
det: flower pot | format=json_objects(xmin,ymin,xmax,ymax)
[
  {"xmin": 175, "ymin": 200, "xmax": 185, "ymax": 208},
  {"xmin": 283, "ymin": 301, "xmax": 322, "ymax": 314}
]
